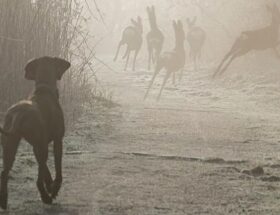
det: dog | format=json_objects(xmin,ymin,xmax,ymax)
[{"xmin": 0, "ymin": 56, "xmax": 71, "ymax": 209}]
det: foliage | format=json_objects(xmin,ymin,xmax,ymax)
[{"xmin": 0, "ymin": 0, "xmax": 100, "ymax": 128}]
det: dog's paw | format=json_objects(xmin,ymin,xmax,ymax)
[
  {"xmin": 41, "ymin": 194, "xmax": 53, "ymax": 205},
  {"xmin": 0, "ymin": 193, "xmax": 8, "ymax": 210},
  {"xmin": 51, "ymin": 180, "xmax": 61, "ymax": 199}
]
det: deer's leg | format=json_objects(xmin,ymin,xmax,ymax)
[
  {"xmin": 194, "ymin": 54, "xmax": 198, "ymax": 72},
  {"xmin": 114, "ymin": 41, "xmax": 123, "ymax": 61},
  {"xmin": 0, "ymin": 135, "xmax": 20, "ymax": 210},
  {"xmin": 122, "ymin": 45, "xmax": 129, "ymax": 59},
  {"xmin": 33, "ymin": 145, "xmax": 52, "ymax": 204},
  {"xmin": 198, "ymin": 49, "xmax": 203, "ymax": 69},
  {"xmin": 172, "ymin": 72, "xmax": 176, "ymax": 85},
  {"xmin": 179, "ymin": 68, "xmax": 184, "ymax": 82},
  {"xmin": 151, "ymin": 50, "xmax": 155, "ymax": 64},
  {"xmin": 154, "ymin": 50, "xmax": 160, "ymax": 65},
  {"xmin": 144, "ymin": 65, "xmax": 162, "ymax": 100},
  {"xmin": 156, "ymin": 46, "xmax": 163, "ymax": 64},
  {"xmin": 124, "ymin": 50, "xmax": 131, "ymax": 71},
  {"xmin": 157, "ymin": 70, "xmax": 172, "ymax": 101},
  {"xmin": 133, "ymin": 49, "xmax": 139, "ymax": 71},
  {"xmin": 197, "ymin": 49, "xmax": 203, "ymax": 70},
  {"xmin": 218, "ymin": 52, "xmax": 240, "ymax": 76},
  {"xmin": 213, "ymin": 50, "xmax": 234, "ymax": 77},
  {"xmin": 273, "ymin": 48, "xmax": 280, "ymax": 60},
  {"xmin": 148, "ymin": 47, "xmax": 152, "ymax": 70}
]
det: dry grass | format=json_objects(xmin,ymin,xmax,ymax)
[{"xmin": 0, "ymin": 0, "xmax": 107, "ymax": 128}]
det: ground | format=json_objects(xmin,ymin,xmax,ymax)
[{"xmin": 2, "ymin": 58, "xmax": 280, "ymax": 214}]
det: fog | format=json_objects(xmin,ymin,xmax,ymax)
[
  {"xmin": 84, "ymin": 0, "xmax": 280, "ymax": 99},
  {"xmin": 2, "ymin": 0, "xmax": 280, "ymax": 214},
  {"xmin": 89, "ymin": 0, "xmax": 279, "ymax": 62}
]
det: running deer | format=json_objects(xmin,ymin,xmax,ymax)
[
  {"xmin": 114, "ymin": 16, "xmax": 143, "ymax": 71},
  {"xmin": 214, "ymin": 4, "xmax": 280, "ymax": 78},
  {"xmin": 146, "ymin": 6, "xmax": 164, "ymax": 70},
  {"xmin": 144, "ymin": 20, "xmax": 185, "ymax": 100},
  {"xmin": 186, "ymin": 17, "xmax": 206, "ymax": 72}
]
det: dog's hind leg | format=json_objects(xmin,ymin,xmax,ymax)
[
  {"xmin": 45, "ymin": 167, "xmax": 53, "ymax": 194},
  {"xmin": 0, "ymin": 135, "xmax": 21, "ymax": 210},
  {"xmin": 33, "ymin": 145, "xmax": 52, "ymax": 204},
  {"xmin": 51, "ymin": 139, "xmax": 63, "ymax": 199}
]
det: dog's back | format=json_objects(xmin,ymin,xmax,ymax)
[{"xmin": 4, "ymin": 85, "xmax": 64, "ymax": 144}]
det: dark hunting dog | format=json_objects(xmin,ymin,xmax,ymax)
[{"xmin": 0, "ymin": 56, "xmax": 71, "ymax": 209}]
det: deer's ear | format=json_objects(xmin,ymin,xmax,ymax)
[
  {"xmin": 137, "ymin": 16, "xmax": 142, "ymax": 24},
  {"xmin": 173, "ymin": 20, "xmax": 177, "ymax": 30},
  {"xmin": 131, "ymin": 18, "xmax": 137, "ymax": 26},
  {"xmin": 273, "ymin": 3, "xmax": 279, "ymax": 12},
  {"xmin": 151, "ymin": 5, "xmax": 155, "ymax": 14},
  {"xmin": 25, "ymin": 58, "xmax": 39, "ymax": 80},
  {"xmin": 53, "ymin": 57, "xmax": 71, "ymax": 80},
  {"xmin": 177, "ymin": 20, "xmax": 183, "ymax": 29},
  {"xmin": 266, "ymin": 4, "xmax": 273, "ymax": 12},
  {"xmin": 192, "ymin": 17, "xmax": 197, "ymax": 25}
]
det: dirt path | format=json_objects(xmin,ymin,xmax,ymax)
[{"xmin": 4, "ymin": 59, "xmax": 280, "ymax": 214}]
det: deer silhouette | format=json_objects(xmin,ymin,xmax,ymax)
[
  {"xmin": 144, "ymin": 20, "xmax": 186, "ymax": 100},
  {"xmin": 114, "ymin": 16, "xmax": 143, "ymax": 71},
  {"xmin": 214, "ymin": 4, "xmax": 280, "ymax": 78},
  {"xmin": 186, "ymin": 17, "xmax": 206, "ymax": 72},
  {"xmin": 146, "ymin": 6, "xmax": 164, "ymax": 70}
]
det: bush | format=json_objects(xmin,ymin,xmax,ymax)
[{"xmin": 0, "ymin": 0, "xmax": 99, "ymax": 128}]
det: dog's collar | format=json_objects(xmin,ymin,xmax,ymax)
[{"xmin": 33, "ymin": 84, "xmax": 59, "ymax": 100}]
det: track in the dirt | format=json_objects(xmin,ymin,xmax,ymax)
[{"xmin": 5, "ymin": 60, "xmax": 280, "ymax": 214}]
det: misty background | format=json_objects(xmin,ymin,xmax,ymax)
[{"xmin": 1, "ymin": 1, "xmax": 280, "ymax": 214}]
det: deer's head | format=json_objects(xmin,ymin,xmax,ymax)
[
  {"xmin": 186, "ymin": 17, "xmax": 197, "ymax": 29},
  {"xmin": 267, "ymin": 4, "xmax": 280, "ymax": 26},
  {"xmin": 147, "ymin": 6, "xmax": 158, "ymax": 29},
  {"xmin": 131, "ymin": 16, "xmax": 143, "ymax": 35},
  {"xmin": 173, "ymin": 20, "xmax": 185, "ymax": 45}
]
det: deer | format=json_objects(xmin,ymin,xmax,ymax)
[
  {"xmin": 213, "ymin": 3, "xmax": 280, "ymax": 78},
  {"xmin": 146, "ymin": 6, "xmax": 164, "ymax": 70},
  {"xmin": 114, "ymin": 16, "xmax": 143, "ymax": 71},
  {"xmin": 186, "ymin": 17, "xmax": 206, "ymax": 73},
  {"xmin": 144, "ymin": 20, "xmax": 186, "ymax": 100}
]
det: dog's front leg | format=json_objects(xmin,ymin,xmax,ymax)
[{"xmin": 51, "ymin": 139, "xmax": 63, "ymax": 199}]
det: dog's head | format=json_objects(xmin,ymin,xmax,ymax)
[{"xmin": 25, "ymin": 57, "xmax": 71, "ymax": 85}]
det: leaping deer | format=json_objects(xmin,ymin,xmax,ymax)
[
  {"xmin": 146, "ymin": 6, "xmax": 164, "ymax": 70},
  {"xmin": 114, "ymin": 16, "xmax": 143, "ymax": 71},
  {"xmin": 186, "ymin": 17, "xmax": 206, "ymax": 72},
  {"xmin": 144, "ymin": 20, "xmax": 186, "ymax": 100},
  {"xmin": 214, "ymin": 4, "xmax": 280, "ymax": 78}
]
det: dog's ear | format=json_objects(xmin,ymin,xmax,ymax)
[
  {"xmin": 53, "ymin": 57, "xmax": 71, "ymax": 80},
  {"xmin": 25, "ymin": 58, "xmax": 39, "ymax": 80}
]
